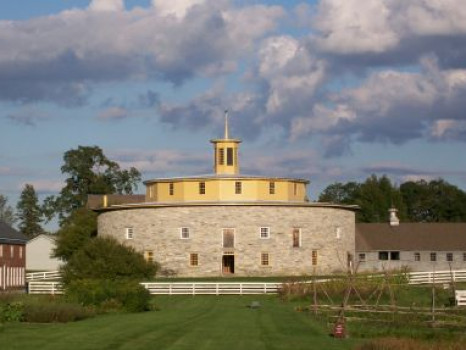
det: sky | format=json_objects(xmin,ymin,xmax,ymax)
[{"xmin": 1, "ymin": 0, "xmax": 466, "ymax": 230}]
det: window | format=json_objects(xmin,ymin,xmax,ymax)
[
  {"xmin": 19, "ymin": 246, "xmax": 23, "ymax": 259},
  {"xmin": 190, "ymin": 253, "xmax": 199, "ymax": 266},
  {"xmin": 199, "ymin": 182, "xmax": 206, "ymax": 195},
  {"xmin": 378, "ymin": 251, "xmax": 389, "ymax": 261},
  {"xmin": 336, "ymin": 227, "xmax": 341, "ymax": 239},
  {"xmin": 223, "ymin": 228, "xmax": 235, "ymax": 248},
  {"xmin": 358, "ymin": 253, "xmax": 366, "ymax": 262},
  {"xmin": 181, "ymin": 227, "xmax": 190, "ymax": 239},
  {"xmin": 226, "ymin": 148, "xmax": 234, "ymax": 166},
  {"xmin": 219, "ymin": 148, "xmax": 225, "ymax": 165},
  {"xmin": 144, "ymin": 251, "xmax": 154, "ymax": 263},
  {"xmin": 292, "ymin": 228, "xmax": 301, "ymax": 248},
  {"xmin": 312, "ymin": 250, "xmax": 318, "ymax": 266},
  {"xmin": 0, "ymin": 245, "xmax": 3, "ymax": 258},
  {"xmin": 11, "ymin": 246, "xmax": 14, "ymax": 258},
  {"xmin": 390, "ymin": 251, "xmax": 400, "ymax": 260},
  {"xmin": 235, "ymin": 181, "xmax": 242, "ymax": 194},
  {"xmin": 430, "ymin": 252, "xmax": 437, "ymax": 262},
  {"xmin": 261, "ymin": 253, "xmax": 269, "ymax": 266},
  {"xmin": 414, "ymin": 252, "xmax": 421, "ymax": 261},
  {"xmin": 125, "ymin": 227, "xmax": 134, "ymax": 240},
  {"xmin": 169, "ymin": 183, "xmax": 174, "ymax": 196},
  {"xmin": 260, "ymin": 227, "xmax": 270, "ymax": 239},
  {"xmin": 463, "ymin": 252, "xmax": 466, "ymax": 262},
  {"xmin": 447, "ymin": 253, "xmax": 453, "ymax": 262},
  {"xmin": 269, "ymin": 182, "xmax": 275, "ymax": 195}
]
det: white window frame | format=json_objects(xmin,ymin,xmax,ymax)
[
  {"xmin": 414, "ymin": 252, "xmax": 421, "ymax": 261},
  {"xmin": 447, "ymin": 252, "xmax": 453, "ymax": 262},
  {"xmin": 358, "ymin": 253, "xmax": 366, "ymax": 262},
  {"xmin": 11, "ymin": 245, "xmax": 14, "ymax": 258},
  {"xmin": 0, "ymin": 245, "xmax": 3, "ymax": 258},
  {"xmin": 260, "ymin": 227, "xmax": 270, "ymax": 239},
  {"xmin": 125, "ymin": 227, "xmax": 134, "ymax": 240},
  {"xmin": 180, "ymin": 227, "xmax": 190, "ymax": 239}
]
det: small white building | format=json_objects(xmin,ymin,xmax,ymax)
[{"xmin": 26, "ymin": 234, "xmax": 62, "ymax": 271}]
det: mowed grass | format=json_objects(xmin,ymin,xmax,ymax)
[{"xmin": 0, "ymin": 295, "xmax": 360, "ymax": 350}]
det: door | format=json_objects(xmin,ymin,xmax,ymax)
[{"xmin": 222, "ymin": 255, "xmax": 235, "ymax": 274}]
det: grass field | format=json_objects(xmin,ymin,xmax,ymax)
[{"xmin": 0, "ymin": 295, "xmax": 361, "ymax": 350}]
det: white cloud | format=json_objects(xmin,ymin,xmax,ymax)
[
  {"xmin": 88, "ymin": 0, "xmax": 125, "ymax": 12},
  {"xmin": 313, "ymin": 0, "xmax": 398, "ymax": 54},
  {"xmin": 97, "ymin": 106, "xmax": 129, "ymax": 121},
  {"xmin": 151, "ymin": 0, "xmax": 206, "ymax": 19}
]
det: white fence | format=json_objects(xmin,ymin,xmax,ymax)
[
  {"xmin": 140, "ymin": 282, "xmax": 281, "ymax": 295},
  {"xmin": 26, "ymin": 270, "xmax": 61, "ymax": 281},
  {"xmin": 25, "ymin": 269, "xmax": 466, "ymax": 295},
  {"xmin": 28, "ymin": 281, "xmax": 63, "ymax": 295},
  {"xmin": 0, "ymin": 265, "xmax": 26, "ymax": 290},
  {"xmin": 407, "ymin": 270, "xmax": 466, "ymax": 285},
  {"xmin": 455, "ymin": 290, "xmax": 466, "ymax": 306}
]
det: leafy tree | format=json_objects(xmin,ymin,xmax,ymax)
[
  {"xmin": 43, "ymin": 146, "xmax": 141, "ymax": 223},
  {"xmin": 0, "ymin": 194, "xmax": 16, "ymax": 226},
  {"xmin": 16, "ymin": 184, "xmax": 44, "ymax": 238},
  {"xmin": 318, "ymin": 182, "xmax": 360, "ymax": 204},
  {"xmin": 61, "ymin": 236, "xmax": 157, "ymax": 285},
  {"xmin": 318, "ymin": 175, "xmax": 406, "ymax": 223},
  {"xmin": 53, "ymin": 208, "xmax": 98, "ymax": 261},
  {"xmin": 401, "ymin": 179, "xmax": 466, "ymax": 222}
]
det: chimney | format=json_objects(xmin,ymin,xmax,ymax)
[{"xmin": 388, "ymin": 207, "xmax": 399, "ymax": 226}]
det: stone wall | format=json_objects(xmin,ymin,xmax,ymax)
[{"xmin": 98, "ymin": 204, "xmax": 356, "ymax": 277}]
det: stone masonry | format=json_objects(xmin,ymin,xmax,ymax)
[{"xmin": 98, "ymin": 204, "xmax": 356, "ymax": 277}]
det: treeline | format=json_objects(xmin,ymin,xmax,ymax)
[{"xmin": 318, "ymin": 175, "xmax": 466, "ymax": 223}]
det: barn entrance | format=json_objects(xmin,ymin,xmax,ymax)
[{"xmin": 222, "ymin": 255, "xmax": 235, "ymax": 274}]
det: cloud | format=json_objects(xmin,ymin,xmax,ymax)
[
  {"xmin": 0, "ymin": 1, "xmax": 283, "ymax": 104},
  {"xmin": 151, "ymin": 0, "xmax": 206, "ymax": 19},
  {"xmin": 110, "ymin": 149, "xmax": 211, "ymax": 176},
  {"xmin": 0, "ymin": 167, "xmax": 13, "ymax": 175},
  {"xmin": 97, "ymin": 106, "xmax": 129, "ymax": 121},
  {"xmin": 21, "ymin": 180, "xmax": 64, "ymax": 194},
  {"xmin": 6, "ymin": 108, "xmax": 50, "ymax": 126},
  {"xmin": 88, "ymin": 0, "xmax": 125, "ymax": 12}
]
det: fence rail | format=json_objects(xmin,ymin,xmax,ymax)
[
  {"xmin": 140, "ymin": 282, "xmax": 281, "ymax": 295},
  {"xmin": 28, "ymin": 281, "xmax": 63, "ymax": 295},
  {"xmin": 407, "ymin": 270, "xmax": 466, "ymax": 285},
  {"xmin": 455, "ymin": 290, "xmax": 466, "ymax": 306},
  {"xmin": 26, "ymin": 271, "xmax": 61, "ymax": 281},
  {"xmin": 25, "ymin": 269, "xmax": 466, "ymax": 295}
]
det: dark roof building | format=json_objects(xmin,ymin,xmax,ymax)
[
  {"xmin": 0, "ymin": 221, "xmax": 27, "ymax": 244},
  {"xmin": 1, "ymin": 221, "xmax": 27, "ymax": 290}
]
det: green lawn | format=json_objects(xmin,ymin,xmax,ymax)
[{"xmin": 0, "ymin": 295, "xmax": 360, "ymax": 350}]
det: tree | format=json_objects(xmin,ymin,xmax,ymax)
[
  {"xmin": 43, "ymin": 146, "xmax": 141, "ymax": 223},
  {"xmin": 61, "ymin": 236, "xmax": 157, "ymax": 284},
  {"xmin": 0, "ymin": 194, "xmax": 16, "ymax": 226},
  {"xmin": 16, "ymin": 184, "xmax": 44, "ymax": 238},
  {"xmin": 401, "ymin": 179, "xmax": 466, "ymax": 222},
  {"xmin": 318, "ymin": 175, "xmax": 407, "ymax": 223},
  {"xmin": 53, "ymin": 208, "xmax": 98, "ymax": 262}
]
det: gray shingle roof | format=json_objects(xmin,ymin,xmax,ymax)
[
  {"xmin": 356, "ymin": 223, "xmax": 466, "ymax": 251},
  {"xmin": 0, "ymin": 221, "xmax": 27, "ymax": 244}
]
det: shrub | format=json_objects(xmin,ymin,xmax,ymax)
[
  {"xmin": 66, "ymin": 279, "xmax": 151, "ymax": 312},
  {"xmin": 0, "ymin": 301, "xmax": 24, "ymax": 322},
  {"xmin": 61, "ymin": 236, "xmax": 157, "ymax": 284},
  {"xmin": 23, "ymin": 300, "xmax": 94, "ymax": 323}
]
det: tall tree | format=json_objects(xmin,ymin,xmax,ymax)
[
  {"xmin": 401, "ymin": 179, "xmax": 466, "ymax": 222},
  {"xmin": 0, "ymin": 194, "xmax": 16, "ymax": 226},
  {"xmin": 43, "ymin": 146, "xmax": 141, "ymax": 224},
  {"xmin": 318, "ymin": 175, "xmax": 406, "ymax": 223},
  {"xmin": 16, "ymin": 184, "xmax": 44, "ymax": 238}
]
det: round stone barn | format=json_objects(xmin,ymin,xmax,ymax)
[{"xmin": 96, "ymin": 116, "xmax": 357, "ymax": 277}]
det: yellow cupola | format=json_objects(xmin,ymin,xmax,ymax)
[{"xmin": 210, "ymin": 110, "xmax": 241, "ymax": 175}]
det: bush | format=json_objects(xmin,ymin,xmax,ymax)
[
  {"xmin": 61, "ymin": 236, "xmax": 157, "ymax": 284},
  {"xmin": 0, "ymin": 295, "xmax": 93, "ymax": 323},
  {"xmin": 66, "ymin": 279, "xmax": 151, "ymax": 312}
]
